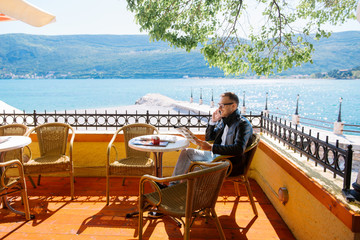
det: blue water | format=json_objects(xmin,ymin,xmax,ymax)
[{"xmin": 0, "ymin": 78, "xmax": 359, "ymax": 125}]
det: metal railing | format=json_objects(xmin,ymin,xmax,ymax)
[
  {"xmin": 0, "ymin": 110, "xmax": 262, "ymax": 131},
  {"xmin": 0, "ymin": 110, "xmax": 353, "ymax": 190},
  {"xmin": 259, "ymin": 109, "xmax": 360, "ymax": 134},
  {"xmin": 261, "ymin": 114, "xmax": 353, "ymax": 190}
]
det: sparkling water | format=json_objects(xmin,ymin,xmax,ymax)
[{"xmin": 1, "ymin": 78, "xmax": 359, "ymax": 125}]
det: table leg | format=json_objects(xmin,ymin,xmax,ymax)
[{"xmin": 152, "ymin": 152, "xmax": 163, "ymax": 177}]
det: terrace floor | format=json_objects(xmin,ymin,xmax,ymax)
[{"xmin": 0, "ymin": 177, "xmax": 295, "ymax": 240}]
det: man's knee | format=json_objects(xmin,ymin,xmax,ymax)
[{"xmin": 178, "ymin": 148, "xmax": 194, "ymax": 161}]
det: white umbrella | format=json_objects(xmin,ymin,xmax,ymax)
[{"xmin": 0, "ymin": 0, "xmax": 55, "ymax": 27}]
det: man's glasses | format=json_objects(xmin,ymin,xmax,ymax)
[{"xmin": 218, "ymin": 102, "xmax": 234, "ymax": 108}]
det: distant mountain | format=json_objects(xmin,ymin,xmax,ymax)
[
  {"xmin": 0, "ymin": 32, "xmax": 359, "ymax": 79},
  {"xmin": 278, "ymin": 31, "xmax": 360, "ymax": 76}
]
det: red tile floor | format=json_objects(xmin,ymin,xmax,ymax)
[{"xmin": 0, "ymin": 177, "xmax": 295, "ymax": 239}]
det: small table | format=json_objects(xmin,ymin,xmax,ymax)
[
  {"xmin": 0, "ymin": 135, "xmax": 32, "ymax": 217},
  {"xmin": 129, "ymin": 134, "xmax": 189, "ymax": 177},
  {"xmin": 0, "ymin": 136, "xmax": 32, "ymax": 158}
]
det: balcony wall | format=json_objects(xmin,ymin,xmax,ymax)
[
  {"xmin": 251, "ymin": 135, "xmax": 360, "ymax": 240},
  {"xmin": 24, "ymin": 131, "xmax": 360, "ymax": 240}
]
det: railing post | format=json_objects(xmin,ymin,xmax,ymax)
[
  {"xmin": 190, "ymin": 87, "xmax": 193, "ymax": 103},
  {"xmin": 33, "ymin": 110, "xmax": 37, "ymax": 127},
  {"xmin": 292, "ymin": 94, "xmax": 300, "ymax": 125},
  {"xmin": 146, "ymin": 110, "xmax": 150, "ymax": 124},
  {"xmin": 210, "ymin": 89, "xmax": 214, "ymax": 108},
  {"xmin": 260, "ymin": 111, "xmax": 264, "ymax": 133},
  {"xmin": 12, "ymin": 110, "xmax": 16, "ymax": 124},
  {"xmin": 241, "ymin": 91, "xmax": 246, "ymax": 114},
  {"xmin": 334, "ymin": 97, "xmax": 344, "ymax": 135},
  {"xmin": 343, "ymin": 145, "xmax": 353, "ymax": 190},
  {"xmin": 342, "ymin": 144, "xmax": 356, "ymax": 203},
  {"xmin": 263, "ymin": 92, "xmax": 269, "ymax": 117}
]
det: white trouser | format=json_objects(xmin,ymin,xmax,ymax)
[{"xmin": 172, "ymin": 148, "xmax": 219, "ymax": 177}]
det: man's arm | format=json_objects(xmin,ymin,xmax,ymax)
[
  {"xmin": 205, "ymin": 124, "xmax": 216, "ymax": 141},
  {"xmin": 205, "ymin": 108, "xmax": 222, "ymax": 141}
]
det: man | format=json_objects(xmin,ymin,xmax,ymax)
[
  {"xmin": 173, "ymin": 92, "xmax": 253, "ymax": 177},
  {"xmin": 149, "ymin": 92, "xmax": 253, "ymax": 218}
]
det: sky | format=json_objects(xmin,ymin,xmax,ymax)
[
  {"xmin": 1, "ymin": 0, "xmax": 360, "ymax": 36},
  {"xmin": 0, "ymin": 0, "xmax": 142, "ymax": 35}
]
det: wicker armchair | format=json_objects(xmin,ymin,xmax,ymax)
[
  {"xmin": 0, "ymin": 159, "xmax": 33, "ymax": 220},
  {"xmin": 106, "ymin": 123, "xmax": 159, "ymax": 205},
  {"xmin": 25, "ymin": 123, "xmax": 75, "ymax": 199},
  {"xmin": 211, "ymin": 133, "xmax": 260, "ymax": 215},
  {"xmin": 138, "ymin": 161, "xmax": 229, "ymax": 240},
  {"xmin": 0, "ymin": 124, "xmax": 29, "ymax": 162}
]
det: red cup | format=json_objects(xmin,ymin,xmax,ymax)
[{"xmin": 151, "ymin": 136, "xmax": 160, "ymax": 145}]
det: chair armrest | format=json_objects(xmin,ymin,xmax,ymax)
[
  {"xmin": 23, "ymin": 145, "xmax": 32, "ymax": 162},
  {"xmin": 106, "ymin": 143, "xmax": 119, "ymax": 166},
  {"xmin": 211, "ymin": 155, "xmax": 233, "ymax": 177},
  {"xmin": 68, "ymin": 126, "xmax": 75, "ymax": 162},
  {"xmin": 0, "ymin": 160, "xmax": 25, "ymax": 187}
]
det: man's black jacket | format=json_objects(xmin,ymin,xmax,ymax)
[{"xmin": 205, "ymin": 109, "xmax": 253, "ymax": 176}]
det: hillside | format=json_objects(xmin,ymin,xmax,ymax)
[{"xmin": 0, "ymin": 32, "xmax": 359, "ymax": 79}]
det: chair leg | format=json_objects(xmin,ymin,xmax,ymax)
[
  {"xmin": 70, "ymin": 171, "xmax": 74, "ymax": 200},
  {"xmin": 138, "ymin": 201, "xmax": 144, "ymax": 239},
  {"xmin": 122, "ymin": 177, "xmax": 126, "ymax": 186},
  {"xmin": 233, "ymin": 181, "xmax": 240, "ymax": 196},
  {"xmin": 244, "ymin": 179, "xmax": 258, "ymax": 216},
  {"xmin": 106, "ymin": 175, "xmax": 110, "ymax": 205},
  {"xmin": 21, "ymin": 188, "xmax": 33, "ymax": 220},
  {"xmin": 28, "ymin": 176, "xmax": 36, "ymax": 188},
  {"xmin": 37, "ymin": 174, "xmax": 41, "ymax": 185},
  {"xmin": 210, "ymin": 208, "xmax": 226, "ymax": 240},
  {"xmin": 1, "ymin": 196, "xmax": 7, "ymax": 208},
  {"xmin": 184, "ymin": 216, "xmax": 191, "ymax": 240}
]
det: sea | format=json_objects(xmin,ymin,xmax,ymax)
[{"xmin": 1, "ymin": 78, "xmax": 359, "ymax": 126}]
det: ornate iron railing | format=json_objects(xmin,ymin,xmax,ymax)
[
  {"xmin": 0, "ymin": 110, "xmax": 353, "ymax": 191},
  {"xmin": 0, "ymin": 110, "xmax": 262, "ymax": 131},
  {"xmin": 261, "ymin": 114, "xmax": 353, "ymax": 190}
]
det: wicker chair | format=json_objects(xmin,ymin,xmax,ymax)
[
  {"xmin": 138, "ymin": 161, "xmax": 229, "ymax": 240},
  {"xmin": 0, "ymin": 159, "xmax": 33, "ymax": 220},
  {"xmin": 25, "ymin": 123, "xmax": 75, "ymax": 199},
  {"xmin": 211, "ymin": 133, "xmax": 260, "ymax": 215},
  {"xmin": 106, "ymin": 123, "xmax": 159, "ymax": 205},
  {"xmin": 0, "ymin": 124, "xmax": 29, "ymax": 162}
]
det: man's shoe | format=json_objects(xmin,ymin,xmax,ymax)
[
  {"xmin": 155, "ymin": 182, "xmax": 168, "ymax": 189},
  {"xmin": 148, "ymin": 211, "xmax": 164, "ymax": 218}
]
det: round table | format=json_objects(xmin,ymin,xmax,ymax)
[
  {"xmin": 0, "ymin": 136, "xmax": 32, "ymax": 161},
  {"xmin": 128, "ymin": 134, "xmax": 189, "ymax": 177}
]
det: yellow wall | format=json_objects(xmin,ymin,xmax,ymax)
[
  {"xmin": 25, "ymin": 133, "xmax": 199, "ymax": 177},
  {"xmin": 250, "ymin": 140, "xmax": 360, "ymax": 240}
]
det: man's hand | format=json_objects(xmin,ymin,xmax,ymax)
[
  {"xmin": 195, "ymin": 138, "xmax": 212, "ymax": 151},
  {"xmin": 212, "ymin": 108, "xmax": 222, "ymax": 122}
]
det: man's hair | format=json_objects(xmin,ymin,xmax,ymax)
[{"xmin": 221, "ymin": 92, "xmax": 239, "ymax": 106}]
